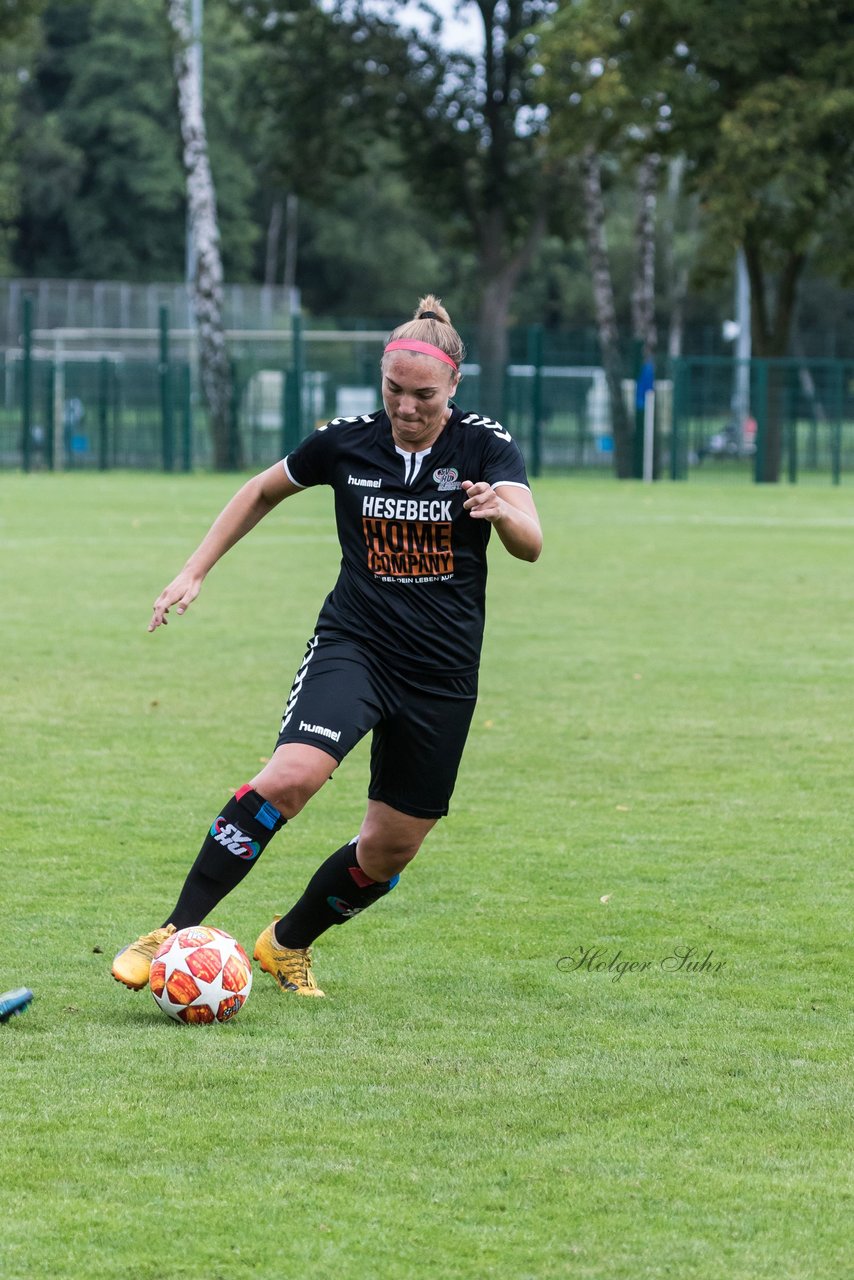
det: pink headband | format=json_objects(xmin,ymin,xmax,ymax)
[{"xmin": 384, "ymin": 339, "xmax": 458, "ymax": 372}]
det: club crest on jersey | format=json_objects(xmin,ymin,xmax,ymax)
[
  {"xmin": 210, "ymin": 817, "xmax": 261, "ymax": 860},
  {"xmin": 433, "ymin": 466, "xmax": 461, "ymax": 491}
]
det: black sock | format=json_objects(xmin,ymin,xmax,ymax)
[
  {"xmin": 164, "ymin": 786, "xmax": 286, "ymax": 930},
  {"xmin": 274, "ymin": 840, "xmax": 399, "ymax": 949}
]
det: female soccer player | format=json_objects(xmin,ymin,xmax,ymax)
[{"xmin": 112, "ymin": 296, "xmax": 542, "ymax": 997}]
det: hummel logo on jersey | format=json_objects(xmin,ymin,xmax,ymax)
[
  {"xmin": 210, "ymin": 818, "xmax": 261, "ymax": 860},
  {"xmin": 348, "ymin": 474, "xmax": 382, "ymax": 488},
  {"xmin": 300, "ymin": 720, "xmax": 342, "ymax": 743}
]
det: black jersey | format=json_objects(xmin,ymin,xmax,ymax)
[{"xmin": 283, "ymin": 404, "xmax": 530, "ymax": 680}]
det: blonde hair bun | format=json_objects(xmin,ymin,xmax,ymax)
[
  {"xmin": 385, "ymin": 295, "xmax": 465, "ymax": 371},
  {"xmin": 414, "ymin": 295, "xmax": 451, "ymax": 324}
]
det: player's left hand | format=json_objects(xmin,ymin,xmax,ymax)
[{"xmin": 461, "ymin": 480, "xmax": 504, "ymax": 523}]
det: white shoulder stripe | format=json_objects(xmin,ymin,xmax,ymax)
[
  {"xmin": 492, "ymin": 480, "xmax": 530, "ymax": 492},
  {"xmin": 460, "ymin": 412, "xmax": 513, "ymax": 441},
  {"xmin": 283, "ymin": 457, "xmax": 306, "ymax": 488}
]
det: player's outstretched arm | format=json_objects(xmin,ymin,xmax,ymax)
[
  {"xmin": 461, "ymin": 481, "xmax": 543, "ymax": 562},
  {"xmin": 148, "ymin": 462, "xmax": 301, "ymax": 632}
]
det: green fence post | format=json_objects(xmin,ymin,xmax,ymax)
[
  {"xmin": 753, "ymin": 360, "xmax": 768, "ymax": 483},
  {"xmin": 159, "ymin": 306, "xmax": 173, "ymax": 472},
  {"xmin": 21, "ymin": 296, "xmax": 33, "ymax": 472},
  {"xmin": 181, "ymin": 363, "xmax": 193, "ymax": 472},
  {"xmin": 284, "ymin": 366, "xmax": 294, "ymax": 460},
  {"xmin": 671, "ymin": 358, "xmax": 685, "ymax": 480},
  {"xmin": 283, "ymin": 371, "xmax": 300, "ymax": 453},
  {"xmin": 831, "ymin": 364, "xmax": 843, "ymax": 486},
  {"xmin": 282, "ymin": 312, "xmax": 304, "ymax": 454},
  {"xmin": 527, "ymin": 323, "xmax": 543, "ymax": 478},
  {"xmin": 45, "ymin": 363, "xmax": 55, "ymax": 471},
  {"xmin": 112, "ymin": 361, "xmax": 122, "ymax": 464},
  {"xmin": 784, "ymin": 366, "xmax": 797, "ymax": 484},
  {"xmin": 98, "ymin": 358, "xmax": 110, "ymax": 470},
  {"xmin": 292, "ymin": 310, "xmax": 304, "ymax": 442}
]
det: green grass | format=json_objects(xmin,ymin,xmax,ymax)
[{"xmin": 1, "ymin": 472, "xmax": 852, "ymax": 1280}]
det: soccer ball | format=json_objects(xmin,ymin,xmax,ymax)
[{"xmin": 150, "ymin": 926, "xmax": 252, "ymax": 1024}]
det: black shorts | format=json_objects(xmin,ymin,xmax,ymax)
[{"xmin": 275, "ymin": 636, "xmax": 478, "ymax": 819}]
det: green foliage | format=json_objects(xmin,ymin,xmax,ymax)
[
  {"xmin": 538, "ymin": 0, "xmax": 854, "ymax": 356},
  {"xmin": 295, "ymin": 140, "xmax": 451, "ymax": 317},
  {"xmin": 231, "ymin": 0, "xmax": 414, "ymax": 201},
  {"xmin": 63, "ymin": 1, "xmax": 185, "ymax": 279},
  {"xmin": 0, "ymin": 12, "xmax": 40, "ymax": 272},
  {"xmin": 0, "ymin": 0, "xmax": 43, "ymax": 41},
  {"xmin": 389, "ymin": 2, "xmax": 557, "ymax": 257},
  {"xmin": 536, "ymin": 0, "xmax": 666, "ymax": 155},
  {"xmin": 12, "ymin": 0, "xmax": 258, "ymax": 280},
  {"xmin": 0, "ymin": 45, "xmax": 23, "ymax": 272},
  {"xmin": 637, "ymin": 0, "xmax": 854, "ymax": 288}
]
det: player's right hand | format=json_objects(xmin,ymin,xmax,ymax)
[{"xmin": 148, "ymin": 570, "xmax": 204, "ymax": 632}]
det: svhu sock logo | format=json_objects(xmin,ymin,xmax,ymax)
[
  {"xmin": 210, "ymin": 817, "xmax": 261, "ymax": 860},
  {"xmin": 327, "ymin": 896, "xmax": 362, "ymax": 917}
]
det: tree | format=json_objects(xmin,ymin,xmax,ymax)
[
  {"xmin": 630, "ymin": 2, "xmax": 854, "ymax": 347},
  {"xmin": 291, "ymin": 140, "xmax": 452, "ymax": 318},
  {"xmin": 563, "ymin": 0, "xmax": 854, "ymax": 480},
  {"xmin": 578, "ymin": 147, "xmax": 634, "ymax": 476},
  {"xmin": 231, "ymin": 0, "xmax": 413, "ymax": 303},
  {"xmin": 165, "ymin": 0, "xmax": 235, "ymax": 469},
  {"xmin": 537, "ymin": 0, "xmax": 666, "ymax": 475},
  {"xmin": 0, "ymin": 2, "xmax": 42, "ymax": 269},
  {"xmin": 232, "ymin": 0, "xmax": 558, "ymax": 417},
  {"xmin": 0, "ymin": 0, "xmax": 43, "ymax": 41},
  {"xmin": 0, "ymin": 39, "xmax": 29, "ymax": 273},
  {"xmin": 389, "ymin": 0, "xmax": 556, "ymax": 417},
  {"xmin": 12, "ymin": 0, "xmax": 256, "ymax": 281}
]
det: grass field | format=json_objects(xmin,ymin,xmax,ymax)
[{"xmin": 2, "ymin": 471, "xmax": 852, "ymax": 1280}]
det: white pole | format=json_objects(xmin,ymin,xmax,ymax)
[{"xmin": 643, "ymin": 388, "xmax": 655, "ymax": 482}]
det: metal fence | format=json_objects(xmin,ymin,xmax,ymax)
[
  {"xmin": 1, "ymin": 305, "xmax": 618, "ymax": 476},
  {"xmin": 2, "ymin": 301, "xmax": 853, "ymax": 482},
  {"xmin": 669, "ymin": 357, "xmax": 854, "ymax": 483}
]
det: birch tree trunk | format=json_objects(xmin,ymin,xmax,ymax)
[
  {"xmin": 580, "ymin": 146, "xmax": 633, "ymax": 478},
  {"xmin": 663, "ymin": 155, "xmax": 693, "ymax": 360},
  {"xmin": 165, "ymin": 0, "xmax": 236, "ymax": 470},
  {"xmin": 631, "ymin": 152, "xmax": 660, "ymax": 361},
  {"xmin": 283, "ymin": 193, "xmax": 299, "ymax": 292},
  {"xmin": 264, "ymin": 198, "xmax": 283, "ymax": 288}
]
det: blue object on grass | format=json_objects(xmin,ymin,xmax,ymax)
[{"xmin": 0, "ymin": 988, "xmax": 34, "ymax": 1022}]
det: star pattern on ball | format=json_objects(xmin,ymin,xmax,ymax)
[{"xmin": 150, "ymin": 927, "xmax": 252, "ymax": 1024}]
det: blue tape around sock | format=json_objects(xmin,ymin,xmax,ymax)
[{"xmin": 255, "ymin": 800, "xmax": 283, "ymax": 831}]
